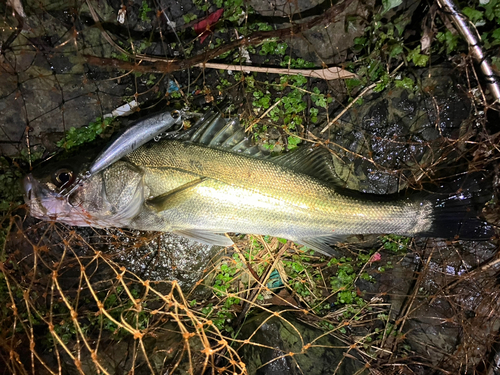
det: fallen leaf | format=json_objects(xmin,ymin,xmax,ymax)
[{"xmin": 193, "ymin": 8, "xmax": 224, "ymax": 44}]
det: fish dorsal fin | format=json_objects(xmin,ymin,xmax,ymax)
[
  {"xmin": 193, "ymin": 113, "xmax": 228, "ymax": 145},
  {"xmin": 270, "ymin": 146, "xmax": 345, "ymax": 187},
  {"xmin": 176, "ymin": 109, "xmax": 268, "ymax": 158},
  {"xmin": 173, "ymin": 108, "xmax": 342, "ymax": 185}
]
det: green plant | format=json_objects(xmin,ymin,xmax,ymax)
[
  {"xmin": 139, "ymin": 1, "xmax": 152, "ymax": 22},
  {"xmin": 259, "ymin": 40, "xmax": 288, "ymax": 56},
  {"xmin": 456, "ymin": 0, "xmax": 500, "ymax": 69},
  {"xmin": 0, "ymin": 157, "xmax": 23, "ymax": 212},
  {"xmin": 280, "ymin": 56, "xmax": 316, "ymax": 68},
  {"xmin": 281, "ymin": 250, "xmax": 377, "ymax": 316},
  {"xmin": 348, "ymin": 4, "xmax": 437, "ymax": 94},
  {"xmin": 328, "ymin": 257, "xmax": 367, "ymax": 307},
  {"xmin": 214, "ymin": 0, "xmax": 247, "ymax": 23},
  {"xmin": 57, "ymin": 117, "xmax": 115, "ymax": 150},
  {"xmin": 380, "ymin": 234, "xmax": 410, "ymax": 253},
  {"xmin": 214, "ymin": 263, "xmax": 240, "ymax": 296},
  {"xmin": 183, "ymin": 13, "xmax": 198, "ymax": 23}
]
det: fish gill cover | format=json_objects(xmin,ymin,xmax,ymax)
[{"xmin": 1, "ymin": 0, "xmax": 500, "ymax": 375}]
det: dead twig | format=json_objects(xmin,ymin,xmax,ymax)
[
  {"xmin": 197, "ymin": 62, "xmax": 356, "ymax": 80},
  {"xmin": 321, "ymin": 62, "xmax": 404, "ymax": 134},
  {"xmin": 83, "ymin": 0, "xmax": 355, "ymax": 75},
  {"xmin": 233, "ymin": 240, "xmax": 290, "ymax": 328}
]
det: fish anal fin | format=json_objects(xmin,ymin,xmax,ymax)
[
  {"xmin": 146, "ymin": 177, "xmax": 206, "ymax": 212},
  {"xmin": 174, "ymin": 229, "xmax": 234, "ymax": 247},
  {"xmin": 271, "ymin": 147, "xmax": 345, "ymax": 187},
  {"xmin": 296, "ymin": 235, "xmax": 346, "ymax": 256}
]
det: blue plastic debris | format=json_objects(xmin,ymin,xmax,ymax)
[
  {"xmin": 267, "ymin": 269, "xmax": 284, "ymax": 290},
  {"xmin": 167, "ymin": 80, "xmax": 180, "ymax": 93}
]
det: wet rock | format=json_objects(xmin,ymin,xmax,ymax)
[
  {"xmin": 248, "ymin": 0, "xmax": 374, "ymax": 66},
  {"xmin": 326, "ymin": 66, "xmax": 473, "ymax": 194},
  {"xmin": 247, "ymin": 0, "xmax": 324, "ymax": 18},
  {"xmin": 238, "ymin": 310, "xmax": 367, "ymax": 375},
  {"xmin": 0, "ymin": 0, "xmax": 132, "ymax": 156},
  {"xmin": 12, "ymin": 219, "xmax": 221, "ymax": 298},
  {"xmin": 106, "ymin": 230, "xmax": 222, "ymax": 297},
  {"xmin": 58, "ymin": 322, "xmax": 207, "ymax": 375},
  {"xmin": 380, "ymin": 240, "xmax": 500, "ymax": 372}
]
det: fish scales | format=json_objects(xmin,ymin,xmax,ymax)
[{"xmin": 125, "ymin": 140, "xmax": 432, "ymax": 240}]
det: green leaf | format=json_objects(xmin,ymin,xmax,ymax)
[
  {"xmin": 483, "ymin": 0, "xmax": 500, "ymax": 22},
  {"xmin": 382, "ymin": 0, "xmax": 402, "ymax": 13},
  {"xmin": 395, "ymin": 77, "xmax": 415, "ymax": 90},
  {"xmin": 436, "ymin": 30, "xmax": 459, "ymax": 53},
  {"xmin": 408, "ymin": 46, "xmax": 429, "ymax": 67},
  {"xmin": 182, "ymin": 13, "xmax": 198, "ymax": 23},
  {"xmin": 492, "ymin": 28, "xmax": 500, "ymax": 43},
  {"xmin": 275, "ymin": 42, "xmax": 288, "ymax": 55},
  {"xmin": 462, "ymin": 7, "xmax": 484, "ymax": 23},
  {"xmin": 139, "ymin": 1, "xmax": 152, "ymax": 21},
  {"xmin": 389, "ymin": 44, "xmax": 403, "ymax": 58},
  {"xmin": 287, "ymin": 136, "xmax": 301, "ymax": 149},
  {"xmin": 345, "ymin": 78, "xmax": 361, "ymax": 91}
]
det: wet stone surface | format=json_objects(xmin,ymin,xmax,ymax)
[
  {"xmin": 238, "ymin": 310, "xmax": 367, "ymax": 375},
  {"xmin": 375, "ymin": 239, "xmax": 500, "ymax": 371},
  {"xmin": 0, "ymin": 0, "xmax": 156, "ymax": 155},
  {"xmin": 247, "ymin": 0, "xmax": 373, "ymax": 66},
  {"xmin": 105, "ymin": 229, "xmax": 222, "ymax": 297},
  {"xmin": 324, "ymin": 66, "xmax": 473, "ymax": 194}
]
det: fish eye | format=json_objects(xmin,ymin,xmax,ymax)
[
  {"xmin": 171, "ymin": 110, "xmax": 180, "ymax": 119},
  {"xmin": 53, "ymin": 168, "xmax": 75, "ymax": 188}
]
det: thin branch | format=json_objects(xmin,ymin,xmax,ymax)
[
  {"xmin": 320, "ymin": 62, "xmax": 404, "ymax": 134},
  {"xmin": 83, "ymin": 0, "xmax": 355, "ymax": 74},
  {"xmin": 196, "ymin": 62, "xmax": 356, "ymax": 80}
]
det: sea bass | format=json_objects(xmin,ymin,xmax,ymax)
[{"xmin": 23, "ymin": 110, "xmax": 492, "ymax": 255}]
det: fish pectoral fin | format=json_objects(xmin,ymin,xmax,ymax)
[
  {"xmin": 146, "ymin": 177, "xmax": 207, "ymax": 212},
  {"xmin": 296, "ymin": 235, "xmax": 346, "ymax": 256},
  {"xmin": 174, "ymin": 229, "xmax": 234, "ymax": 247}
]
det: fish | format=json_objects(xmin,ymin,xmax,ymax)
[{"xmin": 23, "ymin": 109, "xmax": 494, "ymax": 255}]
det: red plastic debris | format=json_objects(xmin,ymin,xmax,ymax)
[
  {"xmin": 369, "ymin": 252, "xmax": 381, "ymax": 264},
  {"xmin": 193, "ymin": 8, "xmax": 224, "ymax": 44}
]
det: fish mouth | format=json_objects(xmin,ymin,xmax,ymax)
[
  {"xmin": 23, "ymin": 174, "xmax": 54, "ymax": 206},
  {"xmin": 23, "ymin": 174, "xmax": 35, "ymax": 203},
  {"xmin": 23, "ymin": 174, "xmax": 74, "ymax": 222},
  {"xmin": 23, "ymin": 174, "xmax": 55, "ymax": 219},
  {"xmin": 23, "ymin": 174, "xmax": 96, "ymax": 227}
]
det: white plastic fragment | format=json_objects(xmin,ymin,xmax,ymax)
[
  {"xmin": 240, "ymin": 47, "xmax": 252, "ymax": 74},
  {"xmin": 117, "ymin": 6, "xmax": 126, "ymax": 24},
  {"xmin": 104, "ymin": 100, "xmax": 138, "ymax": 118}
]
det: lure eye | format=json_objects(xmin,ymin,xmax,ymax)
[{"xmin": 53, "ymin": 168, "xmax": 75, "ymax": 188}]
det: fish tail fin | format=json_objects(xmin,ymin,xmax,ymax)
[{"xmin": 417, "ymin": 174, "xmax": 495, "ymax": 240}]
